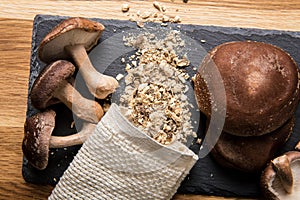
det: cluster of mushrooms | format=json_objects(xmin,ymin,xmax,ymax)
[
  {"xmin": 194, "ymin": 41, "xmax": 300, "ymax": 199},
  {"xmin": 22, "ymin": 17, "xmax": 300, "ymax": 199},
  {"xmin": 22, "ymin": 17, "xmax": 119, "ymax": 170}
]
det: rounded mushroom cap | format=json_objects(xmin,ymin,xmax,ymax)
[
  {"xmin": 22, "ymin": 110, "xmax": 56, "ymax": 170},
  {"xmin": 30, "ymin": 60, "xmax": 75, "ymax": 110},
  {"xmin": 261, "ymin": 151, "xmax": 300, "ymax": 200},
  {"xmin": 38, "ymin": 17, "xmax": 105, "ymax": 63},
  {"xmin": 195, "ymin": 41, "xmax": 300, "ymax": 136},
  {"xmin": 211, "ymin": 118, "xmax": 294, "ymax": 173}
]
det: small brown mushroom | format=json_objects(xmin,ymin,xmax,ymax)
[
  {"xmin": 261, "ymin": 151, "xmax": 300, "ymax": 200},
  {"xmin": 22, "ymin": 110, "xmax": 96, "ymax": 170},
  {"xmin": 38, "ymin": 17, "xmax": 119, "ymax": 99},
  {"xmin": 30, "ymin": 60, "xmax": 104, "ymax": 123}
]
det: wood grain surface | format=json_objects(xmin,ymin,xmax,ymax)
[{"xmin": 0, "ymin": 0, "xmax": 299, "ymax": 199}]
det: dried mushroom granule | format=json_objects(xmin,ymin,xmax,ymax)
[
  {"xmin": 127, "ymin": 83, "xmax": 183, "ymax": 145},
  {"xmin": 123, "ymin": 1, "xmax": 182, "ymax": 27},
  {"xmin": 120, "ymin": 30, "xmax": 196, "ymax": 145}
]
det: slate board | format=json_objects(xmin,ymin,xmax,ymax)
[{"xmin": 23, "ymin": 14, "xmax": 300, "ymax": 198}]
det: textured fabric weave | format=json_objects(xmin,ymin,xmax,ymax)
[{"xmin": 49, "ymin": 103, "xmax": 198, "ymax": 200}]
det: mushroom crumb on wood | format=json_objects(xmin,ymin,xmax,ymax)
[
  {"xmin": 121, "ymin": 4, "xmax": 130, "ymax": 12},
  {"xmin": 153, "ymin": 1, "xmax": 166, "ymax": 12},
  {"xmin": 121, "ymin": 1, "xmax": 182, "ymax": 27},
  {"xmin": 120, "ymin": 30, "xmax": 196, "ymax": 145}
]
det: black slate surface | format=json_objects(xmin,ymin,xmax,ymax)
[{"xmin": 23, "ymin": 14, "xmax": 300, "ymax": 198}]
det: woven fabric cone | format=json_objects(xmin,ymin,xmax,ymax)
[{"xmin": 49, "ymin": 103, "xmax": 198, "ymax": 200}]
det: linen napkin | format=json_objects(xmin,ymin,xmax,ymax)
[{"xmin": 49, "ymin": 103, "xmax": 198, "ymax": 200}]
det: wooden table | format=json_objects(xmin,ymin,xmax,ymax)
[{"xmin": 0, "ymin": 0, "xmax": 299, "ymax": 199}]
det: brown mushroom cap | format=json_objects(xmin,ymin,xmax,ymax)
[
  {"xmin": 22, "ymin": 109, "xmax": 96, "ymax": 170},
  {"xmin": 30, "ymin": 60, "xmax": 75, "ymax": 110},
  {"xmin": 22, "ymin": 110, "xmax": 56, "ymax": 170},
  {"xmin": 261, "ymin": 151, "xmax": 300, "ymax": 200},
  {"xmin": 210, "ymin": 118, "xmax": 294, "ymax": 173},
  {"xmin": 38, "ymin": 17, "xmax": 105, "ymax": 63},
  {"xmin": 194, "ymin": 41, "xmax": 300, "ymax": 136}
]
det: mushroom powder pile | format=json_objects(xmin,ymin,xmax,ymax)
[{"xmin": 119, "ymin": 30, "xmax": 196, "ymax": 145}]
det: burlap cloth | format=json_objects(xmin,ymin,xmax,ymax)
[{"xmin": 49, "ymin": 103, "xmax": 198, "ymax": 200}]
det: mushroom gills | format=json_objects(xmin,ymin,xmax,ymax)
[
  {"xmin": 272, "ymin": 155, "xmax": 293, "ymax": 194},
  {"xmin": 41, "ymin": 29, "xmax": 100, "ymax": 62},
  {"xmin": 271, "ymin": 159, "xmax": 300, "ymax": 199}
]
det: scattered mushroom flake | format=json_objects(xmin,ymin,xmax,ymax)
[
  {"xmin": 121, "ymin": 3, "xmax": 130, "ymax": 12},
  {"xmin": 121, "ymin": 1, "xmax": 182, "ymax": 28},
  {"xmin": 120, "ymin": 30, "xmax": 195, "ymax": 145},
  {"xmin": 153, "ymin": 1, "xmax": 166, "ymax": 12}
]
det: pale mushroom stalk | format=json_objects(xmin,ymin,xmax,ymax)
[
  {"xmin": 65, "ymin": 44, "xmax": 119, "ymax": 99},
  {"xmin": 54, "ymin": 80, "xmax": 103, "ymax": 123},
  {"xmin": 272, "ymin": 155, "xmax": 293, "ymax": 194},
  {"xmin": 49, "ymin": 123, "xmax": 96, "ymax": 148},
  {"xmin": 295, "ymin": 141, "xmax": 300, "ymax": 150}
]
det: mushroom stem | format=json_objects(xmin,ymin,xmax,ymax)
[
  {"xmin": 65, "ymin": 44, "xmax": 119, "ymax": 99},
  {"xmin": 271, "ymin": 155, "xmax": 293, "ymax": 194},
  {"xmin": 49, "ymin": 123, "xmax": 96, "ymax": 148},
  {"xmin": 54, "ymin": 79, "xmax": 104, "ymax": 123},
  {"xmin": 295, "ymin": 141, "xmax": 300, "ymax": 150}
]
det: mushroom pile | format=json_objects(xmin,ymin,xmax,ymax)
[
  {"xmin": 22, "ymin": 17, "xmax": 119, "ymax": 170},
  {"xmin": 194, "ymin": 41, "xmax": 300, "ymax": 198}
]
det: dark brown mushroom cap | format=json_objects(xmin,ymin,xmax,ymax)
[
  {"xmin": 194, "ymin": 41, "xmax": 300, "ymax": 136},
  {"xmin": 261, "ymin": 151, "xmax": 300, "ymax": 200},
  {"xmin": 30, "ymin": 60, "xmax": 75, "ymax": 110},
  {"xmin": 38, "ymin": 17, "xmax": 105, "ymax": 63},
  {"xmin": 210, "ymin": 118, "xmax": 294, "ymax": 173},
  {"xmin": 22, "ymin": 110, "xmax": 56, "ymax": 170}
]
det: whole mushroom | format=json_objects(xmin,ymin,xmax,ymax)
[
  {"xmin": 194, "ymin": 41, "xmax": 300, "ymax": 136},
  {"xmin": 38, "ymin": 17, "xmax": 119, "ymax": 99},
  {"xmin": 261, "ymin": 151, "xmax": 300, "ymax": 200},
  {"xmin": 30, "ymin": 60, "xmax": 104, "ymax": 123},
  {"xmin": 22, "ymin": 110, "xmax": 96, "ymax": 170}
]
